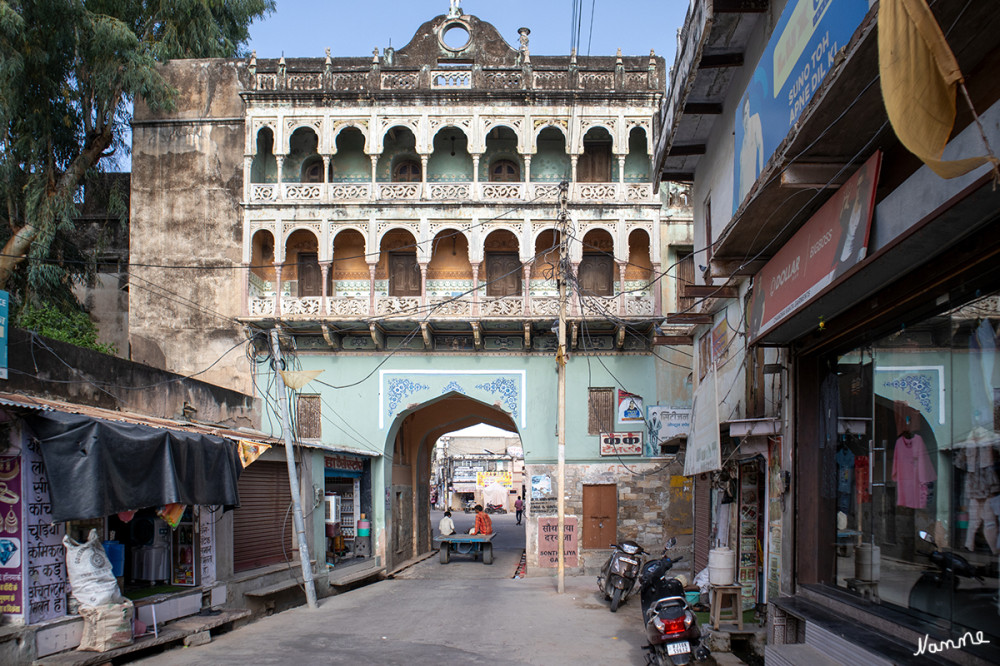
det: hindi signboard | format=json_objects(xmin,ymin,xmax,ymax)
[
  {"xmin": 538, "ymin": 516, "xmax": 578, "ymax": 567},
  {"xmin": 600, "ymin": 432, "xmax": 643, "ymax": 457}
]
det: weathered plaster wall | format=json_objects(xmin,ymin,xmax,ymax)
[
  {"xmin": 523, "ymin": 461, "xmax": 693, "ymax": 577},
  {"xmin": 130, "ymin": 59, "xmax": 249, "ymax": 393}
]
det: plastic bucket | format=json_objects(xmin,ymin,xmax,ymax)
[
  {"xmin": 357, "ymin": 520, "xmax": 370, "ymax": 530},
  {"xmin": 357, "ymin": 528, "xmax": 371, "ymax": 536},
  {"xmin": 708, "ymin": 548, "xmax": 735, "ymax": 586},
  {"xmin": 685, "ymin": 590, "xmax": 700, "ymax": 605},
  {"xmin": 855, "ymin": 543, "xmax": 881, "ymax": 581},
  {"xmin": 102, "ymin": 540, "xmax": 125, "ymax": 577}
]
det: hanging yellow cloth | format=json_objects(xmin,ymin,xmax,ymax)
[
  {"xmin": 238, "ymin": 440, "xmax": 271, "ymax": 468},
  {"xmin": 878, "ymin": 0, "xmax": 996, "ymax": 178},
  {"xmin": 277, "ymin": 369, "xmax": 323, "ymax": 389}
]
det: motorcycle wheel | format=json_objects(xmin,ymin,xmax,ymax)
[{"xmin": 610, "ymin": 587, "xmax": 623, "ymax": 612}]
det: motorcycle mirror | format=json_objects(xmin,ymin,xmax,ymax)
[
  {"xmin": 918, "ymin": 530, "xmax": 935, "ymax": 545},
  {"xmin": 664, "ymin": 537, "xmax": 676, "ymax": 549}
]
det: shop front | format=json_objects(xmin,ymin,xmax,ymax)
[
  {"xmin": 756, "ymin": 148, "xmax": 1000, "ymax": 663},
  {"xmin": 323, "ymin": 453, "xmax": 374, "ymax": 564}
]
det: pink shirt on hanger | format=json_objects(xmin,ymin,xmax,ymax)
[{"xmin": 892, "ymin": 434, "xmax": 936, "ymax": 509}]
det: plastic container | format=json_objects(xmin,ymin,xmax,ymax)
[
  {"xmin": 685, "ymin": 590, "xmax": 700, "ymax": 605},
  {"xmin": 855, "ymin": 543, "xmax": 881, "ymax": 581},
  {"xmin": 708, "ymin": 547, "xmax": 735, "ymax": 586},
  {"xmin": 357, "ymin": 520, "xmax": 370, "ymax": 536},
  {"xmin": 102, "ymin": 540, "xmax": 125, "ymax": 578}
]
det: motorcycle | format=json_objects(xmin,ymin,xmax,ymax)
[
  {"xmin": 640, "ymin": 538, "xmax": 710, "ymax": 666},
  {"xmin": 908, "ymin": 530, "xmax": 998, "ymax": 636},
  {"xmin": 485, "ymin": 503, "xmax": 506, "ymax": 514},
  {"xmin": 597, "ymin": 539, "xmax": 645, "ymax": 612}
]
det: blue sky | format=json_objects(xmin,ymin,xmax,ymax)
[{"xmin": 248, "ymin": 0, "xmax": 690, "ymax": 65}]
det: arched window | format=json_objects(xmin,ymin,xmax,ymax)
[
  {"xmin": 490, "ymin": 159, "xmax": 520, "ymax": 182},
  {"xmin": 393, "ymin": 160, "xmax": 421, "ymax": 182}
]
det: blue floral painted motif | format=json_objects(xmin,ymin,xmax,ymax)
[
  {"xmin": 386, "ymin": 378, "xmax": 430, "ymax": 417},
  {"xmin": 442, "ymin": 381, "xmax": 466, "ymax": 395},
  {"xmin": 475, "ymin": 377, "xmax": 519, "ymax": 419},
  {"xmin": 883, "ymin": 374, "xmax": 933, "ymax": 416}
]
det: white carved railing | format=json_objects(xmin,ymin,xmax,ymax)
[
  {"xmin": 428, "ymin": 183, "xmax": 471, "ymax": 200},
  {"xmin": 327, "ymin": 297, "xmax": 370, "ymax": 316},
  {"xmin": 580, "ymin": 296, "xmax": 619, "ymax": 317},
  {"xmin": 250, "ymin": 185, "xmax": 276, "ymax": 201},
  {"xmin": 282, "ymin": 296, "xmax": 322, "ymax": 315},
  {"xmin": 375, "ymin": 296, "xmax": 422, "ymax": 316},
  {"xmin": 573, "ymin": 183, "xmax": 619, "ymax": 202},
  {"xmin": 624, "ymin": 294, "xmax": 654, "ymax": 316},
  {"xmin": 531, "ymin": 297, "xmax": 561, "ymax": 316},
  {"xmin": 479, "ymin": 183, "xmax": 525, "ymax": 201},
  {"xmin": 529, "ymin": 184, "xmax": 561, "ymax": 202},
  {"xmin": 378, "ymin": 183, "xmax": 421, "ymax": 199},
  {"xmin": 283, "ymin": 184, "xmax": 322, "ymax": 200},
  {"xmin": 481, "ymin": 297, "xmax": 523, "ymax": 317},
  {"xmin": 429, "ymin": 297, "xmax": 472, "ymax": 316},
  {"xmin": 431, "ymin": 71, "xmax": 472, "ymax": 89},
  {"xmin": 328, "ymin": 183, "xmax": 371, "ymax": 200},
  {"xmin": 626, "ymin": 183, "xmax": 653, "ymax": 202},
  {"xmin": 249, "ymin": 296, "xmax": 275, "ymax": 316}
]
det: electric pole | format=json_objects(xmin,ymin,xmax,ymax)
[
  {"xmin": 557, "ymin": 180, "xmax": 569, "ymax": 594},
  {"xmin": 269, "ymin": 330, "xmax": 318, "ymax": 609}
]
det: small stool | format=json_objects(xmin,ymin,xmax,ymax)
[
  {"xmin": 845, "ymin": 577, "xmax": 880, "ymax": 602},
  {"xmin": 710, "ymin": 584, "xmax": 743, "ymax": 631}
]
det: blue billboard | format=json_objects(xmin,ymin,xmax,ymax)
[{"xmin": 733, "ymin": 0, "xmax": 871, "ymax": 213}]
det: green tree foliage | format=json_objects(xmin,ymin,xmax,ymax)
[
  {"xmin": 16, "ymin": 301, "xmax": 117, "ymax": 355},
  {"xmin": 0, "ymin": 0, "xmax": 274, "ymax": 302}
]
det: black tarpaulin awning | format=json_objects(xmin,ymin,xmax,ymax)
[{"xmin": 27, "ymin": 410, "xmax": 242, "ymax": 522}]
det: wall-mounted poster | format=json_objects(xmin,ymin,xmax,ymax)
[
  {"xmin": 617, "ymin": 390, "xmax": 644, "ymax": 425},
  {"xmin": 646, "ymin": 407, "xmax": 692, "ymax": 457},
  {"xmin": 600, "ymin": 432, "xmax": 643, "ymax": 456}
]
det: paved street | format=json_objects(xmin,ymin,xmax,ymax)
[{"xmin": 137, "ymin": 511, "xmax": 662, "ymax": 665}]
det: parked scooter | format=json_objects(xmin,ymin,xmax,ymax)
[
  {"xmin": 597, "ymin": 539, "xmax": 645, "ymax": 612},
  {"xmin": 640, "ymin": 538, "xmax": 710, "ymax": 666},
  {"xmin": 908, "ymin": 531, "xmax": 997, "ymax": 635}
]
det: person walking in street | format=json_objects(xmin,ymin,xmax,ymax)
[
  {"xmin": 514, "ymin": 496, "xmax": 524, "ymax": 525},
  {"xmin": 470, "ymin": 504, "xmax": 493, "ymax": 535},
  {"xmin": 438, "ymin": 510, "xmax": 455, "ymax": 536}
]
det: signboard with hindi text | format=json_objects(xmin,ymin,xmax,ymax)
[{"xmin": 538, "ymin": 516, "xmax": 578, "ymax": 567}]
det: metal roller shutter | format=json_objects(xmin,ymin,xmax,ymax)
[{"xmin": 233, "ymin": 461, "xmax": 294, "ymax": 572}]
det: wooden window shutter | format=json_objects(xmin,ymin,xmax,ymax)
[
  {"xmin": 588, "ymin": 387, "xmax": 614, "ymax": 435},
  {"xmin": 297, "ymin": 394, "xmax": 321, "ymax": 439}
]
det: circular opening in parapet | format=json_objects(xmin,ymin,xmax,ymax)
[{"xmin": 440, "ymin": 22, "xmax": 471, "ymax": 51}]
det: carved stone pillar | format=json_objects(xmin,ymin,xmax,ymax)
[
  {"xmin": 523, "ymin": 262, "xmax": 533, "ymax": 315},
  {"xmin": 320, "ymin": 261, "xmax": 331, "ymax": 315},
  {"xmin": 471, "ymin": 262, "xmax": 480, "ymax": 316},
  {"xmin": 274, "ymin": 263, "xmax": 283, "ymax": 317},
  {"xmin": 569, "ymin": 262, "xmax": 581, "ymax": 316},
  {"xmin": 472, "ymin": 155, "xmax": 480, "ymax": 186},
  {"xmin": 420, "ymin": 155, "xmax": 429, "ymax": 196},
  {"xmin": 275, "ymin": 155, "xmax": 285, "ymax": 198},
  {"xmin": 419, "ymin": 262, "xmax": 428, "ymax": 307},
  {"xmin": 523, "ymin": 155, "xmax": 531, "ymax": 185},
  {"xmin": 570, "ymin": 155, "xmax": 578, "ymax": 183},
  {"xmin": 322, "ymin": 155, "xmax": 331, "ymax": 184},
  {"xmin": 368, "ymin": 263, "xmax": 377, "ymax": 316},
  {"xmin": 370, "ymin": 154, "xmax": 378, "ymax": 201},
  {"xmin": 618, "ymin": 156, "xmax": 626, "ymax": 201},
  {"xmin": 618, "ymin": 261, "xmax": 627, "ymax": 316}
]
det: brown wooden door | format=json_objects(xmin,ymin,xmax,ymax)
[
  {"xmin": 579, "ymin": 255, "xmax": 614, "ymax": 296},
  {"xmin": 583, "ymin": 484, "xmax": 617, "ymax": 549},
  {"xmin": 388, "ymin": 252, "xmax": 420, "ymax": 296},
  {"xmin": 298, "ymin": 252, "xmax": 321, "ymax": 297},
  {"xmin": 579, "ymin": 141, "xmax": 612, "ymax": 182},
  {"xmin": 485, "ymin": 253, "xmax": 522, "ymax": 296}
]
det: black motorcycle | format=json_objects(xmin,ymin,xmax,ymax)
[
  {"xmin": 640, "ymin": 538, "xmax": 710, "ymax": 666},
  {"xmin": 908, "ymin": 530, "xmax": 997, "ymax": 636},
  {"xmin": 597, "ymin": 539, "xmax": 645, "ymax": 612}
]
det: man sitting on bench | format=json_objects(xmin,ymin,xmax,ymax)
[{"xmin": 470, "ymin": 504, "xmax": 493, "ymax": 535}]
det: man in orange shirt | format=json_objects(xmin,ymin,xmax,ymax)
[{"xmin": 471, "ymin": 504, "xmax": 493, "ymax": 535}]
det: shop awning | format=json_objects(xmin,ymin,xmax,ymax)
[{"xmin": 26, "ymin": 410, "xmax": 242, "ymax": 523}]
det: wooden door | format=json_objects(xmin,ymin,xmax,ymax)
[
  {"xmin": 579, "ymin": 255, "xmax": 614, "ymax": 296},
  {"xmin": 388, "ymin": 252, "xmax": 420, "ymax": 296},
  {"xmin": 583, "ymin": 484, "xmax": 617, "ymax": 549},
  {"xmin": 579, "ymin": 141, "xmax": 612, "ymax": 182},
  {"xmin": 485, "ymin": 253, "xmax": 522, "ymax": 296},
  {"xmin": 298, "ymin": 252, "xmax": 321, "ymax": 297}
]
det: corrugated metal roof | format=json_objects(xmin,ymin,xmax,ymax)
[{"xmin": 0, "ymin": 395, "xmax": 54, "ymax": 411}]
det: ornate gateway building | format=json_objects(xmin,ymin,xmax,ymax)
[{"xmin": 130, "ymin": 8, "xmax": 694, "ymax": 576}]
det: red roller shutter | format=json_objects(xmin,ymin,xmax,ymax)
[{"xmin": 233, "ymin": 461, "xmax": 294, "ymax": 572}]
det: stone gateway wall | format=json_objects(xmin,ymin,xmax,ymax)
[{"xmin": 523, "ymin": 462, "xmax": 692, "ymax": 577}]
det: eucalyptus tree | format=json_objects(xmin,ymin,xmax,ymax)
[{"xmin": 0, "ymin": 0, "xmax": 274, "ymax": 302}]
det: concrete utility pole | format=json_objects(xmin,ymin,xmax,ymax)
[
  {"xmin": 269, "ymin": 330, "xmax": 318, "ymax": 609},
  {"xmin": 557, "ymin": 180, "xmax": 569, "ymax": 594}
]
